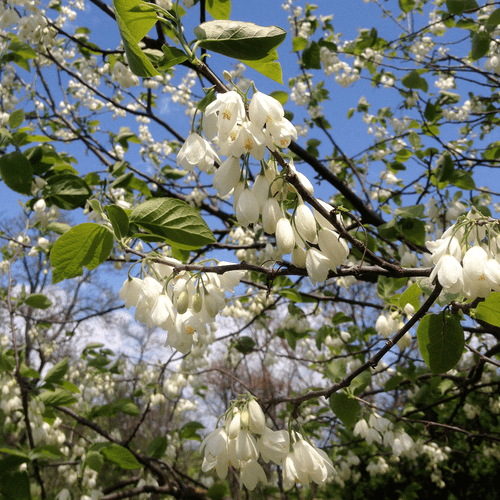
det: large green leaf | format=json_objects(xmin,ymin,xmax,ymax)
[
  {"xmin": 39, "ymin": 388, "xmax": 78, "ymax": 407},
  {"xmin": 43, "ymin": 174, "xmax": 92, "ymax": 210},
  {"xmin": 476, "ymin": 292, "xmax": 500, "ymax": 327},
  {"xmin": 101, "ymin": 444, "xmax": 142, "ymax": 469},
  {"xmin": 0, "ymin": 471, "xmax": 31, "ymax": 500},
  {"xmin": 194, "ymin": 20, "xmax": 286, "ymax": 61},
  {"xmin": 401, "ymin": 70, "xmax": 428, "ymax": 92},
  {"xmin": 446, "ymin": 0, "xmax": 479, "ymax": 15},
  {"xmin": 112, "ymin": 0, "xmax": 160, "ymax": 77},
  {"xmin": 130, "ymin": 198, "xmax": 216, "ymax": 250},
  {"xmin": 50, "ymin": 223, "xmax": 114, "ymax": 284},
  {"xmin": 417, "ymin": 313, "xmax": 464, "ymax": 374},
  {"xmin": 25, "ymin": 293, "xmax": 52, "ymax": 310},
  {"xmin": 471, "ymin": 31, "xmax": 491, "ymax": 61},
  {"xmin": 44, "ymin": 358, "xmax": 69, "ymax": 384},
  {"xmin": 206, "ymin": 0, "xmax": 231, "ymax": 20},
  {"xmin": 329, "ymin": 391, "xmax": 360, "ymax": 429},
  {"xmin": 106, "ymin": 204, "xmax": 129, "ymax": 240},
  {"xmin": 0, "ymin": 151, "xmax": 33, "ymax": 195}
]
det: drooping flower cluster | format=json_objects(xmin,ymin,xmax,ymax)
[
  {"xmin": 176, "ymin": 85, "xmax": 351, "ymax": 285},
  {"xmin": 426, "ymin": 209, "xmax": 500, "ymax": 299},
  {"xmin": 119, "ymin": 259, "xmax": 244, "ymax": 353},
  {"xmin": 200, "ymin": 395, "xmax": 335, "ymax": 490}
]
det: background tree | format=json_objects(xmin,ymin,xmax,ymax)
[{"xmin": 2, "ymin": 0, "xmax": 500, "ymax": 498}]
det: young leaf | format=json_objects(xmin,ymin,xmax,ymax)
[
  {"xmin": 101, "ymin": 444, "xmax": 142, "ymax": 469},
  {"xmin": 39, "ymin": 388, "xmax": 78, "ymax": 407},
  {"xmin": 50, "ymin": 223, "xmax": 114, "ymax": 284},
  {"xmin": 8, "ymin": 109, "xmax": 24, "ymax": 129},
  {"xmin": 106, "ymin": 204, "xmax": 129, "ymax": 240},
  {"xmin": 329, "ymin": 391, "xmax": 360, "ymax": 429},
  {"xmin": 25, "ymin": 294, "xmax": 52, "ymax": 310},
  {"xmin": 112, "ymin": 0, "xmax": 160, "ymax": 77},
  {"xmin": 417, "ymin": 313, "xmax": 464, "ymax": 374},
  {"xmin": 44, "ymin": 358, "xmax": 69, "ymax": 384},
  {"xmin": 206, "ymin": 0, "xmax": 231, "ymax": 20},
  {"xmin": 240, "ymin": 50, "xmax": 283, "ymax": 84},
  {"xmin": 86, "ymin": 450, "xmax": 104, "ymax": 473},
  {"xmin": 158, "ymin": 46, "xmax": 188, "ymax": 69},
  {"xmin": 43, "ymin": 174, "xmax": 92, "ymax": 210},
  {"xmin": 476, "ymin": 292, "xmax": 500, "ymax": 327},
  {"xmin": 401, "ymin": 70, "xmax": 428, "ymax": 92},
  {"xmin": 130, "ymin": 198, "xmax": 216, "ymax": 250},
  {"xmin": 0, "ymin": 151, "xmax": 33, "ymax": 195},
  {"xmin": 471, "ymin": 31, "xmax": 490, "ymax": 61},
  {"xmin": 194, "ymin": 20, "xmax": 286, "ymax": 61}
]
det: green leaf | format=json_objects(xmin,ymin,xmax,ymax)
[
  {"xmin": 106, "ymin": 204, "xmax": 129, "ymax": 240},
  {"xmin": 206, "ymin": 0, "xmax": 231, "ymax": 20},
  {"xmin": 39, "ymin": 388, "xmax": 78, "ymax": 407},
  {"xmin": 384, "ymin": 374, "xmax": 405, "ymax": 391},
  {"xmin": 0, "ymin": 351, "xmax": 16, "ymax": 373},
  {"xmin": 43, "ymin": 174, "xmax": 92, "ymax": 210},
  {"xmin": 130, "ymin": 198, "xmax": 216, "ymax": 250},
  {"xmin": 350, "ymin": 369, "xmax": 371, "ymax": 396},
  {"xmin": 417, "ymin": 313, "xmax": 464, "ymax": 374},
  {"xmin": 147, "ymin": 437, "xmax": 168, "ymax": 458},
  {"xmin": 329, "ymin": 391, "xmax": 360, "ymax": 429},
  {"xmin": 44, "ymin": 358, "xmax": 69, "ymax": 384},
  {"xmin": 278, "ymin": 288, "xmax": 303, "ymax": 302},
  {"xmin": 302, "ymin": 41, "xmax": 321, "ymax": 69},
  {"xmin": 112, "ymin": 0, "xmax": 160, "ymax": 77},
  {"xmin": 292, "ymin": 36, "xmax": 308, "ymax": 52},
  {"xmin": 50, "ymin": 223, "xmax": 114, "ymax": 284},
  {"xmin": 476, "ymin": 292, "xmax": 500, "ymax": 327},
  {"xmin": 446, "ymin": 0, "xmax": 478, "ymax": 15},
  {"xmin": 114, "ymin": 398, "xmax": 141, "ymax": 416},
  {"xmin": 158, "ymin": 45, "xmax": 188, "ymax": 70},
  {"xmin": 471, "ymin": 31, "xmax": 490, "ymax": 61},
  {"xmin": 206, "ymin": 484, "xmax": 228, "ymax": 500},
  {"xmin": 399, "ymin": 0, "xmax": 416, "ymax": 13},
  {"xmin": 0, "ymin": 471, "xmax": 31, "ymax": 500},
  {"xmin": 194, "ymin": 20, "xmax": 286, "ymax": 61},
  {"xmin": 31, "ymin": 445, "xmax": 64, "ymax": 460},
  {"xmin": 270, "ymin": 90, "xmax": 288, "ymax": 105},
  {"xmin": 450, "ymin": 169, "xmax": 476, "ymax": 190},
  {"xmin": 487, "ymin": 7, "xmax": 500, "ymax": 26},
  {"xmin": 377, "ymin": 276, "xmax": 408, "ymax": 300},
  {"xmin": 394, "ymin": 204, "xmax": 424, "ymax": 219},
  {"xmin": 233, "ymin": 336, "xmax": 255, "ymax": 354},
  {"xmin": 401, "ymin": 70, "xmax": 428, "ymax": 92},
  {"xmin": 240, "ymin": 50, "xmax": 283, "ymax": 84},
  {"xmin": 46, "ymin": 222, "xmax": 72, "ymax": 235},
  {"xmin": 179, "ymin": 421, "xmax": 204, "ymax": 442},
  {"xmin": 101, "ymin": 444, "xmax": 142, "ymax": 469},
  {"xmin": 20, "ymin": 362, "xmax": 40, "ymax": 379},
  {"xmin": 25, "ymin": 293, "xmax": 52, "ymax": 310},
  {"xmin": 399, "ymin": 282, "xmax": 421, "ymax": 311},
  {"xmin": 8, "ymin": 109, "xmax": 24, "ymax": 129},
  {"xmin": 0, "ymin": 151, "xmax": 33, "ymax": 195},
  {"xmin": 86, "ymin": 450, "xmax": 104, "ymax": 472}
]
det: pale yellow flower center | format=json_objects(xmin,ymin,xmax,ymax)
[
  {"xmin": 244, "ymin": 138, "xmax": 254, "ymax": 151},
  {"xmin": 222, "ymin": 109, "xmax": 232, "ymax": 121},
  {"xmin": 186, "ymin": 326, "xmax": 195, "ymax": 335}
]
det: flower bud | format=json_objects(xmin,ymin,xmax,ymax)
[
  {"xmin": 192, "ymin": 292, "xmax": 203, "ymax": 313},
  {"xmin": 262, "ymin": 197, "xmax": 281, "ymax": 234},
  {"xmin": 176, "ymin": 291, "xmax": 190, "ymax": 315},
  {"xmin": 294, "ymin": 203, "xmax": 317, "ymax": 243},
  {"xmin": 276, "ymin": 217, "xmax": 294, "ymax": 255}
]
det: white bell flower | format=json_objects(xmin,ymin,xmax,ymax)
[
  {"xmin": 249, "ymin": 90, "xmax": 284, "ymax": 129},
  {"xmin": 292, "ymin": 245, "xmax": 307, "ymax": 268},
  {"xmin": 262, "ymin": 197, "xmax": 281, "ymax": 234},
  {"xmin": 236, "ymin": 188, "xmax": 260, "ymax": 227},
  {"xmin": 177, "ymin": 132, "xmax": 220, "ymax": 173},
  {"xmin": 150, "ymin": 294, "xmax": 176, "ymax": 330},
  {"xmin": 239, "ymin": 459, "xmax": 267, "ymax": 490},
  {"xmin": 462, "ymin": 245, "xmax": 491, "ymax": 298},
  {"xmin": 317, "ymin": 228, "xmax": 349, "ymax": 269},
  {"xmin": 306, "ymin": 248, "xmax": 332, "ymax": 284},
  {"xmin": 429, "ymin": 254, "xmax": 463, "ymax": 293},
  {"xmin": 228, "ymin": 120, "xmax": 266, "ymax": 160},
  {"xmin": 266, "ymin": 117, "xmax": 298, "ymax": 149},
  {"xmin": 485, "ymin": 258, "xmax": 500, "ymax": 290},
  {"xmin": 294, "ymin": 203, "xmax": 317, "ymax": 243},
  {"xmin": 247, "ymin": 399, "xmax": 266, "ymax": 434},
  {"xmin": 200, "ymin": 427, "xmax": 230, "ymax": 479},
  {"xmin": 119, "ymin": 277, "xmax": 143, "ymax": 309},
  {"xmin": 276, "ymin": 217, "xmax": 295, "ymax": 255},
  {"xmin": 251, "ymin": 174, "xmax": 270, "ymax": 211},
  {"xmin": 426, "ymin": 235, "xmax": 462, "ymax": 264},
  {"xmin": 204, "ymin": 90, "xmax": 246, "ymax": 141},
  {"xmin": 235, "ymin": 429, "xmax": 259, "ymax": 462},
  {"xmin": 213, "ymin": 156, "xmax": 241, "ymax": 197},
  {"xmin": 258, "ymin": 428, "xmax": 289, "ymax": 464}
]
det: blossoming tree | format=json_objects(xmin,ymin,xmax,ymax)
[{"xmin": 2, "ymin": 0, "xmax": 500, "ymax": 498}]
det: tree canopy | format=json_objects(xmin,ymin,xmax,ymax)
[{"xmin": 2, "ymin": 0, "xmax": 500, "ymax": 498}]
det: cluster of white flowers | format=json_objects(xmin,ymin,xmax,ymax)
[
  {"xmin": 426, "ymin": 210, "xmax": 500, "ymax": 299},
  {"xmin": 354, "ymin": 413, "xmax": 414, "ymax": 457},
  {"xmin": 176, "ymin": 85, "xmax": 350, "ymax": 286},
  {"xmin": 200, "ymin": 395, "xmax": 335, "ymax": 490},
  {"xmin": 120, "ymin": 259, "xmax": 244, "ymax": 353}
]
